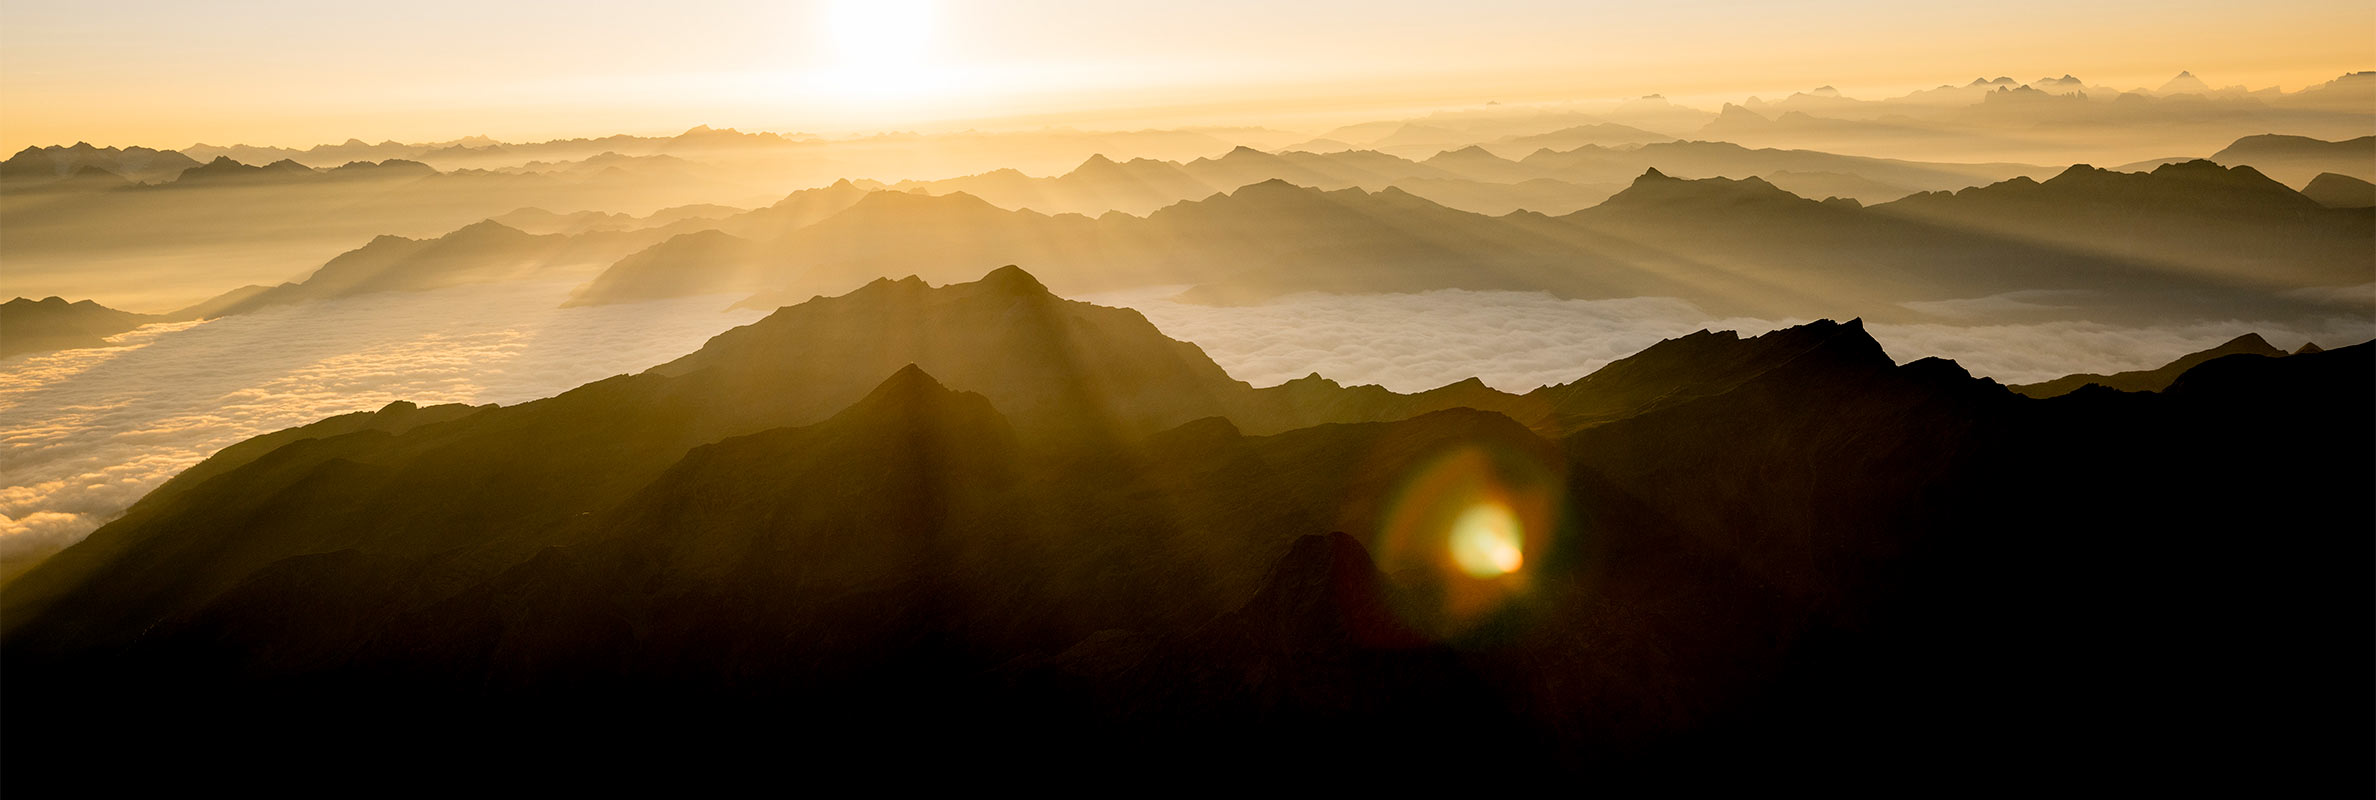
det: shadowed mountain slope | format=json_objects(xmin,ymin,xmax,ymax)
[
  {"xmin": 4, "ymin": 271, "xmax": 2369, "ymax": 792},
  {"xmin": 2009, "ymin": 333, "xmax": 2294, "ymax": 397}
]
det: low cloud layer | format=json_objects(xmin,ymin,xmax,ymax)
[{"xmin": 0, "ymin": 282, "xmax": 763, "ymax": 560}]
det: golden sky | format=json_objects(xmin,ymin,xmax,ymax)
[{"xmin": 3, "ymin": 0, "xmax": 2371, "ymax": 150}]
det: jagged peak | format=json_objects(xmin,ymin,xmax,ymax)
[
  {"xmin": 867, "ymin": 362, "xmax": 948, "ymax": 396},
  {"xmin": 1281, "ymin": 372, "xmax": 1343, "ymax": 390},
  {"xmin": 2221, "ymin": 332, "xmax": 2275, "ymax": 350},
  {"xmin": 830, "ymin": 362, "xmax": 1009, "ymax": 432}
]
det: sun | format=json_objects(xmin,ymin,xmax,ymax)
[{"xmin": 814, "ymin": 0, "xmax": 943, "ymax": 98}]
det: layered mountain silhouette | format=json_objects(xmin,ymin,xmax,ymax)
[
  {"xmin": 2009, "ymin": 333, "xmax": 2293, "ymax": 397},
  {"xmin": 0, "ymin": 297, "xmax": 162, "ymax": 358},
  {"xmin": 1870, "ymin": 160, "xmax": 2371, "ymax": 293},
  {"xmin": 2302, "ymin": 172, "xmax": 2376, "ymax": 209},
  {"xmin": 183, "ymin": 219, "xmax": 695, "ymax": 317},
  {"xmin": 565, "ymin": 161, "xmax": 2367, "ymax": 323},
  {"xmin": 6, "ymin": 266, "xmax": 2367, "ymax": 789},
  {"xmin": 2207, "ymin": 134, "xmax": 2376, "ymax": 187},
  {"xmin": 0, "ymin": 143, "xmax": 201, "ymax": 185},
  {"xmin": 885, "ymin": 140, "xmax": 2042, "ymax": 217}
]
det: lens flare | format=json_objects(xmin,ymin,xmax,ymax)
[
  {"xmin": 1449, "ymin": 501, "xmax": 1524, "ymax": 577},
  {"xmin": 1369, "ymin": 438, "xmax": 1568, "ymax": 639}
]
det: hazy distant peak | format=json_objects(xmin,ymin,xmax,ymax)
[
  {"xmin": 1228, "ymin": 177, "xmax": 1315, "ymax": 196},
  {"xmin": 1074, "ymin": 153, "xmax": 1119, "ymax": 170},
  {"xmin": 845, "ymin": 187, "xmax": 1002, "ymax": 214},
  {"xmin": 2157, "ymin": 70, "xmax": 2213, "ymax": 95},
  {"xmin": 1603, "ymin": 169, "xmax": 1804, "ymax": 210},
  {"xmin": 971, "ymin": 264, "xmax": 1052, "ymax": 296},
  {"xmin": 437, "ymin": 219, "xmax": 535, "ymax": 245},
  {"xmin": 2302, "ymin": 173, "xmax": 2376, "ymax": 209}
]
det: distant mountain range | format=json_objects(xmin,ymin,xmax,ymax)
[
  {"xmin": 885, "ymin": 140, "xmax": 2050, "ymax": 216},
  {"xmin": 2303, "ymin": 172, "xmax": 2376, "ymax": 209},
  {"xmin": 0, "ymin": 143, "xmax": 201, "ymax": 184},
  {"xmin": 6, "ymin": 266, "xmax": 2366, "ymax": 788},
  {"xmin": 560, "ymin": 159, "xmax": 2369, "ymax": 324},
  {"xmin": 2008, "ymin": 333, "xmax": 2315, "ymax": 397},
  {"xmin": 0, "ymin": 297, "xmax": 165, "ymax": 358},
  {"xmin": 2208, "ymin": 134, "xmax": 2376, "ymax": 186}
]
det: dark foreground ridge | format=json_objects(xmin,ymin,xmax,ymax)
[{"xmin": 3, "ymin": 267, "xmax": 2369, "ymax": 791}]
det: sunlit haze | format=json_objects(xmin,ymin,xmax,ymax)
[
  {"xmin": 3, "ymin": 0, "xmax": 2372, "ymax": 788},
  {"xmin": 3, "ymin": 0, "xmax": 2371, "ymax": 149}
]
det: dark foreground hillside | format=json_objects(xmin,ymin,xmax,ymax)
[{"xmin": 5, "ymin": 268, "xmax": 2369, "ymax": 791}]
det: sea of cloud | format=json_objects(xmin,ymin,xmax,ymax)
[
  {"xmin": 5, "ymin": 282, "xmax": 2370, "ymax": 561},
  {"xmin": 0, "ymin": 281, "xmax": 766, "ymax": 560}
]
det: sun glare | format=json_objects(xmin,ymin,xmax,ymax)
[
  {"xmin": 1449, "ymin": 501, "xmax": 1525, "ymax": 578},
  {"xmin": 813, "ymin": 0, "xmax": 944, "ymax": 98}
]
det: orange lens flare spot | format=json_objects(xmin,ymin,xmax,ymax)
[
  {"xmin": 1370, "ymin": 440, "xmax": 1567, "ymax": 639},
  {"xmin": 1449, "ymin": 501, "xmax": 1524, "ymax": 577}
]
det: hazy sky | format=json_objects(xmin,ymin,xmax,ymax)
[{"xmin": 3, "ymin": 0, "xmax": 2370, "ymax": 149}]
